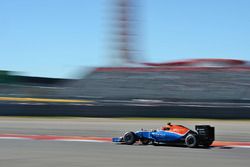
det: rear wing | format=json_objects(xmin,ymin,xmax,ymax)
[{"xmin": 195, "ymin": 125, "xmax": 215, "ymax": 142}]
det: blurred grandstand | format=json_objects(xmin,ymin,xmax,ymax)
[
  {"xmin": 61, "ymin": 58, "xmax": 250, "ymax": 101},
  {"xmin": 0, "ymin": 70, "xmax": 74, "ymax": 98},
  {"xmin": 1, "ymin": 58, "xmax": 250, "ymax": 102}
]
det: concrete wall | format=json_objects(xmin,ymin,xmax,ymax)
[{"xmin": 0, "ymin": 103, "xmax": 249, "ymax": 119}]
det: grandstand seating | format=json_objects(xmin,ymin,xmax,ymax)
[{"xmin": 61, "ymin": 68, "xmax": 250, "ymax": 100}]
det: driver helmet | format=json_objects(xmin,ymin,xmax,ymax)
[{"xmin": 161, "ymin": 122, "xmax": 172, "ymax": 130}]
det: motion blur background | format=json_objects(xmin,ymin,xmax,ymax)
[
  {"xmin": 0, "ymin": 0, "xmax": 250, "ymax": 118},
  {"xmin": 0, "ymin": 1, "xmax": 250, "ymax": 167}
]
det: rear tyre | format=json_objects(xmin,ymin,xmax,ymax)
[
  {"xmin": 185, "ymin": 134, "xmax": 198, "ymax": 148},
  {"xmin": 141, "ymin": 139, "xmax": 150, "ymax": 145},
  {"xmin": 124, "ymin": 132, "xmax": 136, "ymax": 145}
]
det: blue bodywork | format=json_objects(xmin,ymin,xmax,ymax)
[{"xmin": 112, "ymin": 130, "xmax": 188, "ymax": 143}]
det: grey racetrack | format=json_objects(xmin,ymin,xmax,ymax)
[{"xmin": 0, "ymin": 117, "xmax": 249, "ymax": 167}]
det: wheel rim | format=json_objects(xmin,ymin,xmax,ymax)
[
  {"xmin": 185, "ymin": 134, "xmax": 197, "ymax": 147},
  {"xmin": 187, "ymin": 137, "xmax": 195, "ymax": 145},
  {"xmin": 125, "ymin": 135, "xmax": 132, "ymax": 141}
]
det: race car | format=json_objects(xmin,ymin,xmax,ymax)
[{"xmin": 112, "ymin": 123, "xmax": 214, "ymax": 148}]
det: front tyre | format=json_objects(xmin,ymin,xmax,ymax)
[
  {"xmin": 124, "ymin": 132, "xmax": 136, "ymax": 145},
  {"xmin": 185, "ymin": 134, "xmax": 198, "ymax": 148}
]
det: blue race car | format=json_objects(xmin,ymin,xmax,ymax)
[{"xmin": 112, "ymin": 123, "xmax": 214, "ymax": 148}]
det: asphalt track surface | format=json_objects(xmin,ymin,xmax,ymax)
[{"xmin": 0, "ymin": 118, "xmax": 249, "ymax": 167}]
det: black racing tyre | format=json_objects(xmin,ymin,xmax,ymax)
[
  {"xmin": 185, "ymin": 134, "xmax": 198, "ymax": 148},
  {"xmin": 124, "ymin": 132, "xmax": 136, "ymax": 145},
  {"xmin": 140, "ymin": 139, "xmax": 150, "ymax": 145}
]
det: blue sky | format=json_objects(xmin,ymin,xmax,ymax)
[{"xmin": 0, "ymin": 0, "xmax": 250, "ymax": 78}]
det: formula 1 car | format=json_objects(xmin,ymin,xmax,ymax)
[{"xmin": 112, "ymin": 123, "xmax": 214, "ymax": 148}]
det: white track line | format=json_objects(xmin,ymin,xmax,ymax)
[
  {"xmin": 0, "ymin": 137, "xmax": 108, "ymax": 143},
  {"xmin": 0, "ymin": 136, "xmax": 249, "ymax": 149}
]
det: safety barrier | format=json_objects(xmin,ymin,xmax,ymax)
[{"xmin": 0, "ymin": 103, "xmax": 249, "ymax": 119}]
